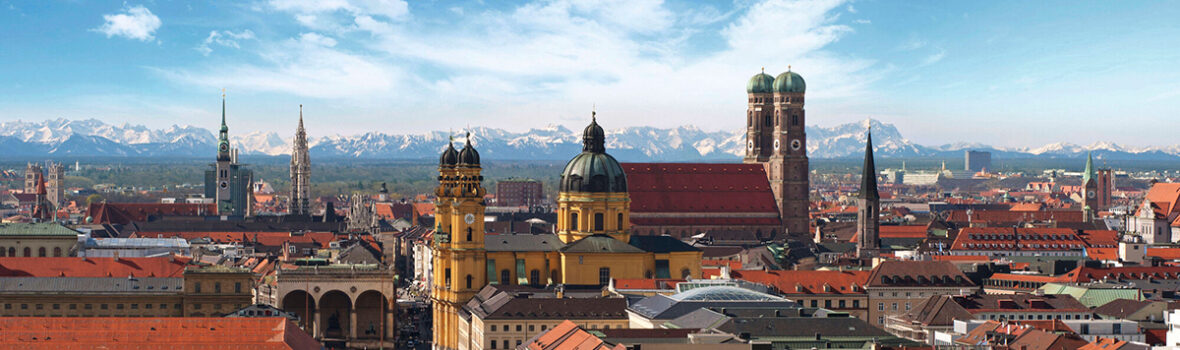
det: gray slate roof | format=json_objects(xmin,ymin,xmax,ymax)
[
  {"xmin": 0, "ymin": 277, "xmax": 183, "ymax": 294},
  {"xmin": 485, "ymin": 234, "xmax": 563, "ymax": 252},
  {"xmin": 560, "ymin": 235, "xmax": 644, "ymax": 254}
]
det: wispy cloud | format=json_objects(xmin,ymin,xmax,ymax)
[
  {"xmin": 196, "ymin": 30, "xmax": 255, "ymax": 55},
  {"xmin": 897, "ymin": 36, "xmax": 926, "ymax": 51},
  {"xmin": 921, "ymin": 48, "xmax": 945, "ymax": 66},
  {"xmin": 93, "ymin": 5, "xmax": 161, "ymax": 42},
  {"xmin": 155, "ymin": 0, "xmax": 879, "ymax": 131}
]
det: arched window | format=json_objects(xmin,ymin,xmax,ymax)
[
  {"xmin": 7, "ymin": 247, "xmax": 14, "ymax": 257},
  {"xmin": 38, "ymin": 247, "xmax": 46, "ymax": 257},
  {"xmin": 53, "ymin": 247, "xmax": 62, "ymax": 257},
  {"xmin": 501, "ymin": 270, "xmax": 511, "ymax": 286},
  {"xmin": 645, "ymin": 270, "xmax": 653, "ymax": 279},
  {"xmin": 215, "ymin": 282, "xmax": 221, "ymax": 293},
  {"xmin": 775, "ymin": 110, "xmax": 780, "ymax": 126},
  {"xmin": 0, "ymin": 247, "xmax": 5, "ymax": 257},
  {"xmin": 681, "ymin": 269, "xmax": 692, "ymax": 279},
  {"xmin": 570, "ymin": 213, "xmax": 579, "ymax": 231},
  {"xmin": 23, "ymin": 247, "xmax": 31, "ymax": 257},
  {"xmin": 598, "ymin": 267, "xmax": 611, "ymax": 285},
  {"xmin": 764, "ymin": 115, "xmax": 772, "ymax": 126},
  {"xmin": 594, "ymin": 213, "xmax": 604, "ymax": 231},
  {"xmin": 195, "ymin": 283, "xmax": 202, "ymax": 293},
  {"xmin": 466, "ymin": 274, "xmax": 473, "ymax": 289},
  {"xmin": 529, "ymin": 270, "xmax": 540, "ymax": 285},
  {"xmin": 466, "ymin": 227, "xmax": 473, "ymax": 242},
  {"xmin": 617, "ymin": 213, "xmax": 623, "ymax": 230},
  {"xmin": 748, "ymin": 112, "xmax": 752, "ymax": 126},
  {"xmin": 551, "ymin": 269, "xmax": 559, "ymax": 283},
  {"xmin": 791, "ymin": 115, "xmax": 799, "ymax": 126}
]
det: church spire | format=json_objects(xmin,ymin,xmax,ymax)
[
  {"xmin": 290, "ymin": 104, "xmax": 311, "ymax": 216},
  {"xmin": 859, "ymin": 129, "xmax": 879, "ymax": 200},
  {"xmin": 1082, "ymin": 151, "xmax": 1095, "ymax": 184},
  {"xmin": 217, "ymin": 90, "xmax": 231, "ymax": 162}
]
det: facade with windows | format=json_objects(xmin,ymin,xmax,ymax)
[
  {"xmin": 457, "ymin": 285, "xmax": 627, "ymax": 350},
  {"xmin": 865, "ymin": 261, "xmax": 977, "ymax": 327},
  {"xmin": 0, "ymin": 222, "xmax": 79, "ymax": 258}
]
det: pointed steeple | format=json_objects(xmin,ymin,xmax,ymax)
[
  {"xmin": 1082, "ymin": 151, "xmax": 1095, "ymax": 184},
  {"xmin": 220, "ymin": 90, "xmax": 228, "ymax": 133},
  {"xmin": 217, "ymin": 90, "xmax": 231, "ymax": 162},
  {"xmin": 859, "ymin": 129, "xmax": 879, "ymax": 200}
]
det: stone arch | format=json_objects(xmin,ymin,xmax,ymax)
[
  {"xmin": 38, "ymin": 247, "xmax": 46, "ymax": 257},
  {"xmin": 281, "ymin": 290, "xmax": 316, "ymax": 334},
  {"xmin": 53, "ymin": 247, "xmax": 62, "ymax": 257},
  {"xmin": 354, "ymin": 290, "xmax": 388, "ymax": 339},
  {"xmin": 23, "ymin": 247, "xmax": 31, "ymax": 257},
  {"xmin": 319, "ymin": 290, "xmax": 352, "ymax": 339}
]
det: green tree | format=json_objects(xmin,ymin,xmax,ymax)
[{"xmin": 85, "ymin": 194, "xmax": 103, "ymax": 206}]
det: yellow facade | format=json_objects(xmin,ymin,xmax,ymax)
[
  {"xmin": 432, "ymin": 142, "xmax": 488, "ymax": 350},
  {"xmin": 556, "ymin": 191, "xmax": 631, "ymax": 243}
]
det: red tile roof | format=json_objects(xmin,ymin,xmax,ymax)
[
  {"xmin": 0, "ymin": 317, "xmax": 320, "ymax": 349},
  {"xmin": 701, "ymin": 259, "xmax": 742, "ymax": 270},
  {"xmin": 611, "ymin": 278, "xmax": 684, "ymax": 291},
  {"xmin": 1062, "ymin": 266, "xmax": 1180, "ymax": 283},
  {"xmin": 951, "ymin": 227, "xmax": 1086, "ymax": 253},
  {"xmin": 1010, "ymin": 203, "xmax": 1045, "ymax": 212},
  {"xmin": 86, "ymin": 202, "xmax": 216, "ymax": 225},
  {"xmin": 0, "ymin": 257, "xmax": 190, "ymax": 278},
  {"xmin": 727, "ymin": 270, "xmax": 870, "ymax": 295},
  {"xmin": 987, "ymin": 273, "xmax": 1069, "ymax": 284},
  {"xmin": 945, "ymin": 210, "xmax": 1085, "ymax": 224},
  {"xmin": 852, "ymin": 225, "xmax": 927, "ymax": 242},
  {"xmin": 1147, "ymin": 248, "xmax": 1180, "ymax": 260},
  {"xmin": 523, "ymin": 320, "xmax": 620, "ymax": 350},
  {"xmin": 1138, "ymin": 183, "xmax": 1180, "ymax": 219},
  {"xmin": 135, "ymin": 231, "xmax": 370, "ymax": 249},
  {"xmin": 621, "ymin": 163, "xmax": 781, "ymax": 226},
  {"xmin": 1077, "ymin": 230, "xmax": 1119, "ymax": 248}
]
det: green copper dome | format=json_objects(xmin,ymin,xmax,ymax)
[
  {"xmin": 560, "ymin": 113, "xmax": 628, "ymax": 193},
  {"xmin": 746, "ymin": 71, "xmax": 775, "ymax": 93},
  {"xmin": 773, "ymin": 70, "xmax": 806, "ymax": 93}
]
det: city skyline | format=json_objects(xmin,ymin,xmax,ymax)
[{"xmin": 2, "ymin": 0, "xmax": 1179, "ymax": 148}]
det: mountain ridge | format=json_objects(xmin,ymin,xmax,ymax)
[{"xmin": 2, "ymin": 118, "xmax": 1179, "ymax": 161}]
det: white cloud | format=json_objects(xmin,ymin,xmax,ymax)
[
  {"xmin": 898, "ymin": 37, "xmax": 926, "ymax": 51},
  {"xmin": 158, "ymin": 0, "xmax": 878, "ymax": 133},
  {"xmin": 197, "ymin": 30, "xmax": 256, "ymax": 55},
  {"xmin": 921, "ymin": 49, "xmax": 945, "ymax": 66},
  {"xmin": 269, "ymin": 0, "xmax": 409, "ymax": 20},
  {"xmin": 94, "ymin": 5, "xmax": 161, "ymax": 41},
  {"xmin": 853, "ymin": 19, "xmax": 870, "ymax": 24}
]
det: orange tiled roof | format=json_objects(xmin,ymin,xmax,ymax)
[
  {"xmin": 0, "ymin": 317, "xmax": 320, "ymax": 349},
  {"xmin": 701, "ymin": 259, "xmax": 742, "ymax": 270},
  {"xmin": 852, "ymin": 225, "xmax": 927, "ymax": 242},
  {"xmin": 1009, "ymin": 203, "xmax": 1045, "ymax": 212},
  {"xmin": 1146, "ymin": 248, "xmax": 1180, "ymax": 260},
  {"xmin": 1087, "ymin": 248, "xmax": 1119, "ymax": 261},
  {"xmin": 0, "ymin": 257, "xmax": 190, "ymax": 278},
  {"xmin": 524, "ymin": 320, "xmax": 620, "ymax": 350}
]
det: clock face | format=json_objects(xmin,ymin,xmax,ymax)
[
  {"xmin": 1087, "ymin": 190, "xmax": 1096, "ymax": 197},
  {"xmin": 791, "ymin": 139, "xmax": 802, "ymax": 150},
  {"xmin": 746, "ymin": 140, "xmax": 754, "ymax": 151},
  {"xmin": 219, "ymin": 181, "xmax": 228, "ymax": 189},
  {"xmin": 219, "ymin": 143, "xmax": 228, "ymax": 152},
  {"xmin": 464, "ymin": 213, "xmax": 476, "ymax": 225},
  {"xmin": 773, "ymin": 139, "xmax": 780, "ymax": 150}
]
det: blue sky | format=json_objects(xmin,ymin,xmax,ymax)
[{"xmin": 1, "ymin": 0, "xmax": 1178, "ymax": 147}]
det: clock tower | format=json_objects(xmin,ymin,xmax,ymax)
[
  {"xmin": 1081, "ymin": 151, "xmax": 1098, "ymax": 222},
  {"xmin": 431, "ymin": 134, "xmax": 487, "ymax": 350}
]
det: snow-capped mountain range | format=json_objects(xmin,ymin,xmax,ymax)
[{"xmin": 1, "ymin": 118, "xmax": 1178, "ymax": 161}]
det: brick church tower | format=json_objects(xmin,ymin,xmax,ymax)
[{"xmin": 744, "ymin": 67, "xmax": 810, "ymax": 237}]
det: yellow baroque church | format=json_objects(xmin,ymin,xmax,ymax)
[{"xmin": 430, "ymin": 113, "xmax": 704, "ymax": 350}]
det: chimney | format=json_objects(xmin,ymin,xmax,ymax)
[
  {"xmin": 113, "ymin": 251, "xmax": 119, "ymax": 261},
  {"xmin": 720, "ymin": 265, "xmax": 732, "ymax": 279}
]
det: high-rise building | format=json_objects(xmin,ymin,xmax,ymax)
[
  {"xmin": 289, "ymin": 105, "xmax": 311, "ymax": 216},
  {"xmin": 965, "ymin": 150, "xmax": 992, "ymax": 172},
  {"xmin": 743, "ymin": 67, "xmax": 810, "ymax": 237},
  {"xmin": 204, "ymin": 93, "xmax": 253, "ymax": 217},
  {"xmin": 856, "ymin": 130, "xmax": 881, "ymax": 259},
  {"xmin": 494, "ymin": 179, "xmax": 543, "ymax": 207}
]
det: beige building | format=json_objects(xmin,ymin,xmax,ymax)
[
  {"xmin": 458, "ymin": 285, "xmax": 628, "ymax": 350},
  {"xmin": 865, "ymin": 261, "xmax": 976, "ymax": 327},
  {"xmin": 0, "ymin": 222, "xmax": 78, "ymax": 257},
  {"xmin": 0, "ymin": 262, "xmax": 253, "ymax": 318},
  {"xmin": 259, "ymin": 262, "xmax": 396, "ymax": 349}
]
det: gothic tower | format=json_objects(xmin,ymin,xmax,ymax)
[
  {"xmin": 289, "ymin": 105, "xmax": 311, "ymax": 216},
  {"xmin": 557, "ymin": 112, "xmax": 631, "ymax": 244},
  {"xmin": 46, "ymin": 161, "xmax": 64, "ymax": 207},
  {"xmin": 31, "ymin": 175, "xmax": 54, "ymax": 222},
  {"xmin": 1081, "ymin": 151, "xmax": 1098, "ymax": 222},
  {"xmin": 24, "ymin": 163, "xmax": 42, "ymax": 194},
  {"xmin": 745, "ymin": 67, "xmax": 810, "ymax": 237},
  {"xmin": 856, "ymin": 130, "xmax": 881, "ymax": 259},
  {"xmin": 431, "ymin": 134, "xmax": 487, "ymax": 350},
  {"xmin": 215, "ymin": 93, "xmax": 233, "ymax": 215}
]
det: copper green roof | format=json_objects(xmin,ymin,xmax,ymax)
[
  {"xmin": 1038, "ymin": 282, "xmax": 1143, "ymax": 308},
  {"xmin": 773, "ymin": 70, "xmax": 806, "ymax": 93},
  {"xmin": 747, "ymin": 71, "xmax": 774, "ymax": 93},
  {"xmin": 186, "ymin": 265, "xmax": 252, "ymax": 274},
  {"xmin": 560, "ymin": 235, "xmax": 644, "ymax": 253},
  {"xmin": 0, "ymin": 223, "xmax": 80, "ymax": 236}
]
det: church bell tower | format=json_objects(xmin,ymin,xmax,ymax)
[
  {"xmin": 746, "ymin": 67, "xmax": 810, "ymax": 237},
  {"xmin": 431, "ymin": 134, "xmax": 487, "ymax": 350}
]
